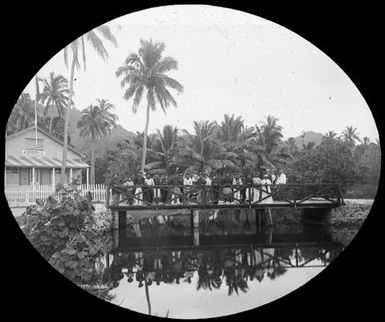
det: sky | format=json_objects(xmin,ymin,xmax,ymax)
[{"xmin": 22, "ymin": 5, "xmax": 379, "ymax": 141}]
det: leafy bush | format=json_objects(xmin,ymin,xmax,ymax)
[
  {"xmin": 86, "ymin": 205, "xmax": 113, "ymax": 233},
  {"xmin": 21, "ymin": 186, "xmax": 112, "ymax": 284}
]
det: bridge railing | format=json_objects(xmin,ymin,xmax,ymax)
[{"xmin": 106, "ymin": 183, "xmax": 344, "ymax": 208}]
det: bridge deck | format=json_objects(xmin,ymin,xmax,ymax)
[{"xmin": 110, "ymin": 198, "xmax": 343, "ymax": 212}]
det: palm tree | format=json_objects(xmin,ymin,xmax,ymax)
[
  {"xmin": 116, "ymin": 39, "xmax": 184, "ymax": 173},
  {"xmin": 341, "ymin": 126, "xmax": 361, "ymax": 146},
  {"xmin": 257, "ymin": 115, "xmax": 283, "ymax": 154},
  {"xmin": 61, "ymin": 24, "xmax": 117, "ymax": 183},
  {"xmin": 285, "ymin": 137, "xmax": 298, "ymax": 155},
  {"xmin": 217, "ymin": 114, "xmax": 245, "ymax": 142},
  {"xmin": 7, "ymin": 93, "xmax": 36, "ymax": 134},
  {"xmin": 177, "ymin": 120, "xmax": 236, "ymax": 174},
  {"xmin": 145, "ymin": 125, "xmax": 179, "ymax": 174},
  {"xmin": 302, "ymin": 141, "xmax": 316, "ymax": 150},
  {"xmin": 77, "ymin": 99, "xmax": 118, "ymax": 184},
  {"xmin": 322, "ymin": 131, "xmax": 337, "ymax": 142},
  {"xmin": 39, "ymin": 72, "xmax": 69, "ymax": 134}
]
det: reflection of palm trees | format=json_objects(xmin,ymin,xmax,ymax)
[
  {"xmin": 197, "ymin": 268, "xmax": 222, "ymax": 291},
  {"xmin": 196, "ymin": 252, "xmax": 222, "ymax": 291},
  {"xmin": 225, "ymin": 270, "xmax": 248, "ymax": 295}
]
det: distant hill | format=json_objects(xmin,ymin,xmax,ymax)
[
  {"xmin": 67, "ymin": 107, "xmax": 135, "ymax": 159},
  {"xmin": 292, "ymin": 131, "xmax": 324, "ymax": 149}
]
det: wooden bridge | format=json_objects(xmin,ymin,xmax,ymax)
[
  {"xmin": 107, "ymin": 183, "xmax": 344, "ymax": 210},
  {"xmin": 107, "ymin": 183, "xmax": 344, "ymax": 231}
]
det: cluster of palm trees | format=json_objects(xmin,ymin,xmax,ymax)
[
  {"xmin": 7, "ymin": 88, "xmax": 68, "ymax": 143},
  {"xmin": 102, "ymin": 113, "xmax": 287, "ymax": 180},
  {"xmin": 77, "ymin": 99, "xmax": 118, "ymax": 184},
  {"xmin": 322, "ymin": 126, "xmax": 372, "ymax": 147},
  {"xmin": 8, "ymin": 23, "xmax": 118, "ymax": 184}
]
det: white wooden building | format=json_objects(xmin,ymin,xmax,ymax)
[{"xmin": 5, "ymin": 125, "xmax": 90, "ymax": 186}]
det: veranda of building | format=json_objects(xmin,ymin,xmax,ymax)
[{"xmin": 5, "ymin": 126, "xmax": 90, "ymax": 186}]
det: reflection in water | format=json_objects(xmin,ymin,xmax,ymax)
[{"xmin": 84, "ymin": 209, "xmax": 346, "ymax": 318}]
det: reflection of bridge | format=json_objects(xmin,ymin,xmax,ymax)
[
  {"xmin": 108, "ymin": 183, "xmax": 344, "ymax": 230},
  {"xmin": 112, "ymin": 220, "xmax": 339, "ymax": 251},
  {"xmin": 105, "ymin": 222, "xmax": 343, "ymax": 308},
  {"xmin": 109, "ymin": 242, "xmax": 342, "ymax": 272}
]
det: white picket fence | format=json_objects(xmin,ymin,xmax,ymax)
[{"xmin": 4, "ymin": 184, "xmax": 111, "ymax": 207}]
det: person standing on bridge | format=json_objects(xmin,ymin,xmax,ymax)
[
  {"xmin": 252, "ymin": 172, "xmax": 262, "ymax": 202},
  {"xmin": 275, "ymin": 169, "xmax": 287, "ymax": 185},
  {"xmin": 244, "ymin": 173, "xmax": 253, "ymax": 203},
  {"xmin": 153, "ymin": 173, "xmax": 161, "ymax": 204},
  {"xmin": 195, "ymin": 173, "xmax": 206, "ymax": 204},
  {"xmin": 170, "ymin": 174, "xmax": 182, "ymax": 204},
  {"xmin": 123, "ymin": 176, "xmax": 135, "ymax": 205},
  {"xmin": 260, "ymin": 173, "xmax": 273, "ymax": 225},
  {"xmin": 143, "ymin": 173, "xmax": 155, "ymax": 204},
  {"xmin": 204, "ymin": 173, "xmax": 212, "ymax": 204},
  {"xmin": 268, "ymin": 169, "xmax": 277, "ymax": 184},
  {"xmin": 222, "ymin": 172, "xmax": 233, "ymax": 204},
  {"xmin": 260, "ymin": 174, "xmax": 273, "ymax": 203},
  {"xmin": 232, "ymin": 173, "xmax": 243, "ymax": 204},
  {"xmin": 211, "ymin": 173, "xmax": 220, "ymax": 204},
  {"xmin": 184, "ymin": 173, "xmax": 194, "ymax": 203},
  {"xmin": 160, "ymin": 174, "xmax": 169, "ymax": 204},
  {"xmin": 134, "ymin": 172, "xmax": 145, "ymax": 206}
]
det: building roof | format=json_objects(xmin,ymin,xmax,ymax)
[
  {"xmin": 5, "ymin": 155, "xmax": 89, "ymax": 169},
  {"xmin": 6, "ymin": 125, "xmax": 86, "ymax": 159}
]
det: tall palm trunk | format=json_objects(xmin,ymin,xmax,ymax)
[
  {"xmin": 49, "ymin": 105, "xmax": 53, "ymax": 134},
  {"xmin": 144, "ymin": 279, "xmax": 151, "ymax": 315},
  {"xmin": 61, "ymin": 57, "xmax": 76, "ymax": 183},
  {"xmin": 90, "ymin": 136, "xmax": 95, "ymax": 184},
  {"xmin": 140, "ymin": 103, "xmax": 151, "ymax": 173}
]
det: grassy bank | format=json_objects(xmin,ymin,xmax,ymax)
[
  {"xmin": 344, "ymin": 183, "xmax": 378, "ymax": 199},
  {"xmin": 329, "ymin": 199, "xmax": 373, "ymax": 226}
]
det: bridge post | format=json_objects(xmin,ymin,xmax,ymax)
[
  {"xmin": 265, "ymin": 208, "xmax": 273, "ymax": 226},
  {"xmin": 119, "ymin": 211, "xmax": 127, "ymax": 230},
  {"xmin": 192, "ymin": 210, "xmax": 200, "ymax": 246},
  {"xmin": 255, "ymin": 208, "xmax": 260, "ymax": 228}
]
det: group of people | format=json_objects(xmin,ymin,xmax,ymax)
[{"xmin": 108, "ymin": 169, "xmax": 287, "ymax": 206}]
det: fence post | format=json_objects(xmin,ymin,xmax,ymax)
[
  {"xmin": 112, "ymin": 209, "xmax": 119, "ymax": 230},
  {"xmin": 105, "ymin": 185, "xmax": 110, "ymax": 207},
  {"xmin": 25, "ymin": 186, "xmax": 29, "ymax": 204}
]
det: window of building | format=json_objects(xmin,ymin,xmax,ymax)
[{"xmin": 6, "ymin": 167, "xmax": 19, "ymax": 174}]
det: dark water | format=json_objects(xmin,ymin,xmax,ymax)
[{"xmin": 87, "ymin": 209, "xmax": 347, "ymax": 319}]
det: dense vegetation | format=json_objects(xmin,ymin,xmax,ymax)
[
  {"xmin": 6, "ymin": 87, "xmax": 380, "ymax": 198},
  {"xmin": 95, "ymin": 115, "xmax": 380, "ymax": 198}
]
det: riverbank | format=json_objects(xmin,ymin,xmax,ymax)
[{"xmin": 329, "ymin": 199, "xmax": 373, "ymax": 226}]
